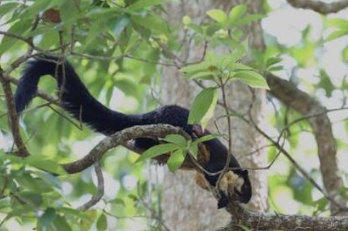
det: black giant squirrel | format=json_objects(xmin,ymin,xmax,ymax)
[{"xmin": 14, "ymin": 56, "xmax": 252, "ymax": 208}]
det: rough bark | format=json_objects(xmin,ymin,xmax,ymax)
[
  {"xmin": 220, "ymin": 200, "xmax": 348, "ymax": 231},
  {"xmin": 0, "ymin": 68, "xmax": 29, "ymax": 157},
  {"xmin": 287, "ymin": 0, "xmax": 348, "ymax": 14},
  {"xmin": 161, "ymin": 1, "xmax": 268, "ymax": 230},
  {"xmin": 63, "ymin": 124, "xmax": 189, "ymax": 173}
]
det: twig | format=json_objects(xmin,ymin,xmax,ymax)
[
  {"xmin": 78, "ymin": 161, "xmax": 104, "ymax": 210},
  {"xmin": 124, "ymin": 55, "xmax": 177, "ymax": 67},
  {"xmin": 246, "ymin": 111, "xmax": 348, "ymax": 212},
  {"xmin": 215, "ymin": 77, "xmax": 233, "ymax": 189},
  {"xmin": 48, "ymin": 105, "xmax": 83, "ymax": 130}
]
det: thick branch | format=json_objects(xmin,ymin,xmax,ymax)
[
  {"xmin": 221, "ymin": 200, "xmax": 348, "ymax": 231},
  {"xmin": 267, "ymin": 74, "xmax": 346, "ymax": 214},
  {"xmin": 62, "ymin": 124, "xmax": 188, "ymax": 174},
  {"xmin": 287, "ymin": 0, "xmax": 348, "ymax": 14}
]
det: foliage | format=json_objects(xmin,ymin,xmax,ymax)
[
  {"xmin": 2, "ymin": 0, "xmax": 348, "ymax": 230},
  {"xmin": 0, "ymin": 0, "xmax": 269, "ymax": 229}
]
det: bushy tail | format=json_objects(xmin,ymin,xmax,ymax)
[
  {"xmin": 14, "ymin": 56, "xmax": 139, "ymax": 135},
  {"xmin": 15, "ymin": 58, "xmax": 55, "ymax": 113}
]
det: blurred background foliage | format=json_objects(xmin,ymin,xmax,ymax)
[{"xmin": 1, "ymin": 0, "xmax": 348, "ymax": 230}]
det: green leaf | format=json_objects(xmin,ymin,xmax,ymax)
[
  {"xmin": 112, "ymin": 14, "xmax": 130, "ymax": 36},
  {"xmin": 14, "ymin": 173, "xmax": 54, "ymax": 193},
  {"xmin": 235, "ymin": 14, "xmax": 264, "ymax": 27},
  {"xmin": 188, "ymin": 71, "xmax": 215, "ymax": 80},
  {"xmin": 25, "ymin": 156, "xmax": 66, "ymax": 175},
  {"xmin": 58, "ymin": 207, "xmax": 90, "ymax": 220},
  {"xmin": 232, "ymin": 71, "xmax": 269, "ymax": 89},
  {"xmin": 312, "ymin": 197, "xmax": 328, "ymax": 215},
  {"xmin": 115, "ymin": 79, "xmax": 138, "ymax": 97},
  {"xmin": 19, "ymin": 0, "xmax": 66, "ymax": 19},
  {"xmin": 266, "ymin": 57, "xmax": 282, "ymax": 67},
  {"xmin": 180, "ymin": 61, "xmax": 214, "ymax": 77},
  {"xmin": 326, "ymin": 18, "xmax": 348, "ymax": 29},
  {"xmin": 80, "ymin": 210, "xmax": 98, "ymax": 230},
  {"xmin": 5, "ymin": 205, "xmax": 33, "ymax": 220},
  {"xmin": 128, "ymin": 0, "xmax": 172, "ymax": 11},
  {"xmin": 188, "ymin": 88, "xmax": 218, "ymax": 129},
  {"xmin": 164, "ymin": 134, "xmax": 187, "ymax": 147},
  {"xmin": 326, "ymin": 29, "xmax": 348, "ymax": 41},
  {"xmin": 343, "ymin": 45, "xmax": 348, "ymax": 62},
  {"xmin": 268, "ymin": 65, "xmax": 283, "ymax": 72},
  {"xmin": 135, "ymin": 143, "xmax": 179, "ymax": 163},
  {"xmin": 0, "ymin": 198, "xmax": 11, "ymax": 213},
  {"xmin": 0, "ymin": 20, "xmax": 32, "ymax": 56},
  {"xmin": 39, "ymin": 208, "xmax": 56, "ymax": 228},
  {"xmin": 60, "ymin": 1, "xmax": 79, "ymax": 24},
  {"xmin": 132, "ymin": 14, "xmax": 169, "ymax": 36},
  {"xmin": 0, "ymin": 3, "xmax": 19, "ymax": 16},
  {"xmin": 167, "ymin": 149, "xmax": 186, "ymax": 172},
  {"xmin": 19, "ymin": 0, "xmax": 52, "ymax": 19},
  {"xmin": 228, "ymin": 63, "xmax": 253, "ymax": 72},
  {"xmin": 222, "ymin": 47, "xmax": 246, "ymax": 67},
  {"xmin": 97, "ymin": 213, "xmax": 108, "ymax": 231},
  {"xmin": 18, "ymin": 191, "xmax": 43, "ymax": 207},
  {"xmin": 37, "ymin": 31, "xmax": 60, "ymax": 49},
  {"xmin": 33, "ymin": 171, "xmax": 62, "ymax": 189},
  {"xmin": 194, "ymin": 134, "xmax": 219, "ymax": 143},
  {"xmin": 187, "ymin": 23, "xmax": 204, "ymax": 34},
  {"xmin": 109, "ymin": 198, "xmax": 126, "ymax": 207},
  {"xmin": 81, "ymin": 22, "xmax": 104, "ymax": 51},
  {"xmin": 229, "ymin": 5, "xmax": 247, "ymax": 26},
  {"xmin": 207, "ymin": 9, "xmax": 227, "ymax": 25},
  {"xmin": 52, "ymin": 215, "xmax": 72, "ymax": 231}
]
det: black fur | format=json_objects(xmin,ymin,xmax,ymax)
[{"xmin": 14, "ymin": 56, "xmax": 252, "ymax": 208}]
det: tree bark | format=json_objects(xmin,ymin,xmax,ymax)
[{"xmin": 161, "ymin": 1, "xmax": 268, "ymax": 230}]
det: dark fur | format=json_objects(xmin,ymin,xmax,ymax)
[{"xmin": 14, "ymin": 56, "xmax": 252, "ymax": 208}]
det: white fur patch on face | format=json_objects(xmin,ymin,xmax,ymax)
[{"xmin": 218, "ymin": 171, "xmax": 245, "ymax": 195}]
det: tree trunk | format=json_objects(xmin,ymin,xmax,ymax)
[{"xmin": 161, "ymin": 1, "xmax": 268, "ymax": 230}]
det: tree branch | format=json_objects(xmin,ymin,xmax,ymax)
[
  {"xmin": 221, "ymin": 200, "xmax": 348, "ymax": 231},
  {"xmin": 78, "ymin": 161, "xmax": 104, "ymax": 210},
  {"xmin": 266, "ymin": 74, "xmax": 346, "ymax": 214},
  {"xmin": 0, "ymin": 67, "xmax": 29, "ymax": 157},
  {"xmin": 62, "ymin": 124, "xmax": 190, "ymax": 174},
  {"xmin": 287, "ymin": 0, "xmax": 348, "ymax": 14}
]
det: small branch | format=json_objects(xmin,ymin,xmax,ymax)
[
  {"xmin": 247, "ymin": 111, "xmax": 347, "ymax": 212},
  {"xmin": 0, "ymin": 67, "xmax": 29, "ymax": 157},
  {"xmin": 287, "ymin": 0, "xmax": 348, "ymax": 14},
  {"xmin": 78, "ymin": 161, "xmax": 104, "ymax": 210},
  {"xmin": 216, "ymin": 77, "xmax": 233, "ymax": 189},
  {"xmin": 267, "ymin": 74, "xmax": 347, "ymax": 214},
  {"xmin": 124, "ymin": 55, "xmax": 177, "ymax": 67}
]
